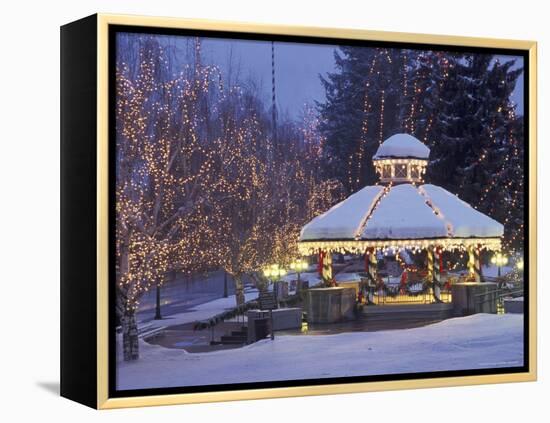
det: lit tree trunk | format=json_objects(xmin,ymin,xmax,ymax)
[
  {"xmin": 234, "ymin": 274, "xmax": 245, "ymax": 307},
  {"xmin": 154, "ymin": 284, "xmax": 162, "ymax": 320},
  {"xmin": 122, "ymin": 309, "xmax": 139, "ymax": 361},
  {"xmin": 117, "ymin": 246, "xmax": 140, "ymax": 361}
]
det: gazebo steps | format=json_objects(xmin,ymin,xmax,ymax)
[{"xmin": 361, "ymin": 302, "xmax": 453, "ymax": 321}]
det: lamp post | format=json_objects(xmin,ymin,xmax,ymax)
[
  {"xmin": 516, "ymin": 258, "xmax": 524, "ymax": 272},
  {"xmin": 290, "ymin": 259, "xmax": 308, "ymax": 292},
  {"xmin": 154, "ymin": 284, "xmax": 162, "ymax": 320},
  {"xmin": 262, "ymin": 264, "xmax": 287, "ymax": 341},
  {"xmin": 263, "ymin": 264, "xmax": 287, "ymax": 306},
  {"xmin": 515, "ymin": 257, "xmax": 524, "ymax": 288},
  {"xmin": 491, "ymin": 253, "xmax": 508, "ymax": 278},
  {"xmin": 223, "ymin": 270, "xmax": 228, "ymax": 298}
]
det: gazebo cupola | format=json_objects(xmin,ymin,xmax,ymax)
[{"xmin": 372, "ymin": 133, "xmax": 430, "ymax": 184}]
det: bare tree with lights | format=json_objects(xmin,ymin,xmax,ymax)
[{"xmin": 115, "ymin": 34, "xmax": 346, "ymax": 360}]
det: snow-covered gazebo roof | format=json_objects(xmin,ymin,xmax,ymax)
[
  {"xmin": 299, "ymin": 134, "xmax": 503, "ymax": 255},
  {"xmin": 372, "ymin": 133, "xmax": 430, "ymax": 160}
]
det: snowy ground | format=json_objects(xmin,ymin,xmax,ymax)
[
  {"xmin": 136, "ymin": 272, "xmax": 320, "ymax": 333},
  {"xmin": 117, "ymin": 313, "xmax": 523, "ymax": 390}
]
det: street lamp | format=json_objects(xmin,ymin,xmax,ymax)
[
  {"xmin": 262, "ymin": 264, "xmax": 286, "ymax": 340},
  {"xmin": 290, "ymin": 259, "xmax": 308, "ymax": 291},
  {"xmin": 516, "ymin": 258, "xmax": 524, "ymax": 271},
  {"xmin": 263, "ymin": 263, "xmax": 287, "ymax": 279},
  {"xmin": 491, "ymin": 252, "xmax": 508, "ymax": 278},
  {"xmin": 263, "ymin": 264, "xmax": 287, "ymax": 304}
]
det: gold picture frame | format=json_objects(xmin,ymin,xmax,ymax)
[{"xmin": 61, "ymin": 13, "xmax": 537, "ymax": 409}]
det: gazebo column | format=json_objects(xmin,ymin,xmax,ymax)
[
  {"xmin": 477, "ymin": 245, "xmax": 483, "ymax": 281},
  {"xmin": 427, "ymin": 247, "xmax": 434, "ymax": 282},
  {"xmin": 317, "ymin": 250, "xmax": 324, "ymax": 277},
  {"xmin": 467, "ymin": 245, "xmax": 482, "ymax": 282},
  {"xmin": 427, "ymin": 246, "xmax": 442, "ymax": 302},
  {"xmin": 321, "ymin": 250, "xmax": 333, "ymax": 284},
  {"xmin": 433, "ymin": 246, "xmax": 442, "ymax": 302},
  {"xmin": 365, "ymin": 248, "xmax": 377, "ymax": 304}
]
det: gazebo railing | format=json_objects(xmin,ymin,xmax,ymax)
[
  {"xmin": 371, "ymin": 287, "xmax": 452, "ymax": 305},
  {"xmin": 365, "ymin": 278, "xmax": 453, "ymax": 305}
]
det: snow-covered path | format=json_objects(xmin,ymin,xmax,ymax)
[{"xmin": 117, "ymin": 313, "xmax": 523, "ymax": 390}]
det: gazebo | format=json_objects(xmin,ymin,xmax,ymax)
[{"xmin": 298, "ymin": 134, "xmax": 504, "ymax": 302}]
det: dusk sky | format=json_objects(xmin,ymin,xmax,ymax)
[
  {"xmin": 136, "ymin": 33, "xmax": 524, "ymax": 118},
  {"xmin": 201, "ymin": 38, "xmax": 525, "ymax": 118},
  {"xmin": 200, "ymin": 38, "xmax": 338, "ymax": 119}
]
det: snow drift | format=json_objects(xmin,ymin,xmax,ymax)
[{"xmin": 117, "ymin": 313, "xmax": 523, "ymax": 390}]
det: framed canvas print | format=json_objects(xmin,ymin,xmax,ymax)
[{"xmin": 60, "ymin": 14, "xmax": 537, "ymax": 409}]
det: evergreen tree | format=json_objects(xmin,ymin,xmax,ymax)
[
  {"xmin": 318, "ymin": 47, "xmax": 410, "ymax": 193},
  {"xmin": 319, "ymin": 46, "xmax": 524, "ymax": 251},
  {"xmin": 414, "ymin": 53, "xmax": 494, "ymax": 191},
  {"xmin": 500, "ymin": 115, "xmax": 525, "ymax": 252},
  {"xmin": 413, "ymin": 54, "xmax": 523, "ymax": 250},
  {"xmin": 477, "ymin": 60, "xmax": 524, "ymax": 252}
]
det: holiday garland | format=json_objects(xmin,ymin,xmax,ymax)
[
  {"xmin": 373, "ymin": 280, "xmax": 432, "ymax": 297},
  {"xmin": 357, "ymin": 272, "xmax": 447, "ymax": 297}
]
